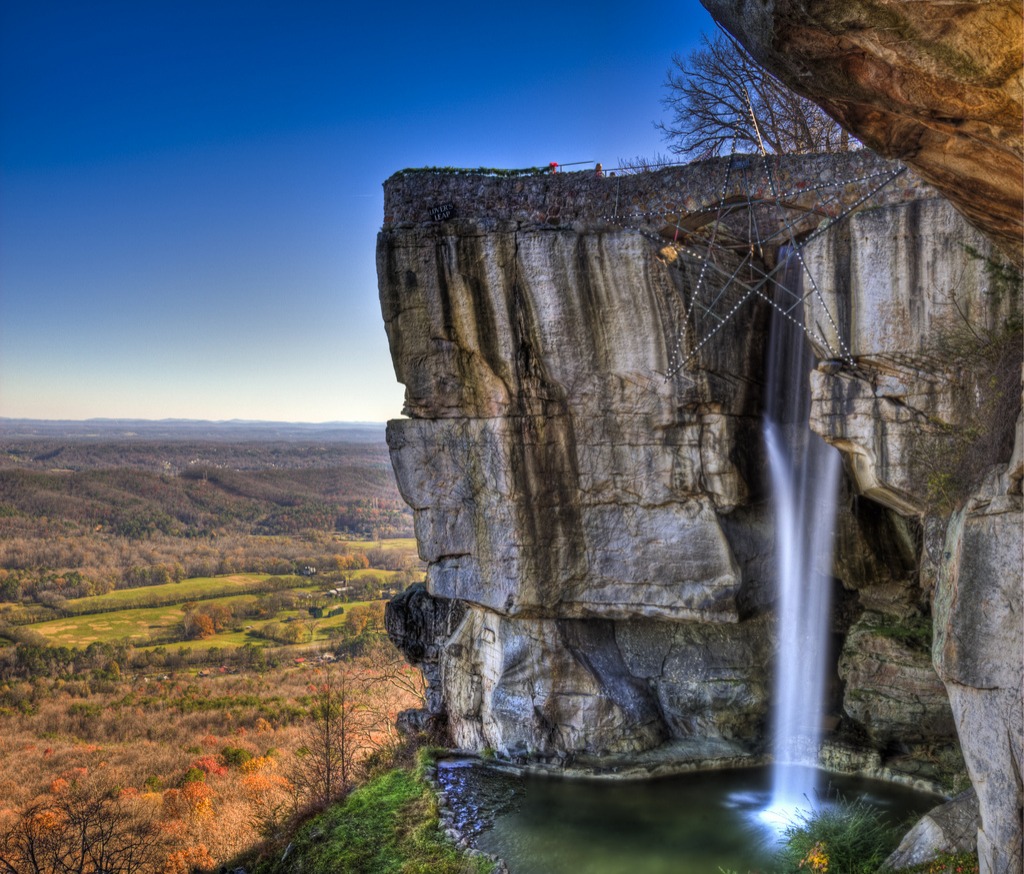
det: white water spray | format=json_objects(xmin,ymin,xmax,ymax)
[{"xmin": 762, "ymin": 250, "xmax": 842, "ymax": 824}]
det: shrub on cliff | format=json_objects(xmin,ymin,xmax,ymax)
[{"xmin": 912, "ymin": 263, "xmax": 1022, "ymax": 514}]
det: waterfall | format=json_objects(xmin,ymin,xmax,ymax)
[{"xmin": 762, "ymin": 249, "xmax": 842, "ymax": 820}]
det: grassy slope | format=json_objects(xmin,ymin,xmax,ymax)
[{"xmin": 245, "ymin": 762, "xmax": 493, "ymax": 874}]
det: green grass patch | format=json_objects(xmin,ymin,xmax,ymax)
[
  {"xmin": 775, "ymin": 798, "xmax": 905, "ymax": 874},
  {"xmin": 136, "ymin": 630, "xmax": 266, "ymax": 651},
  {"xmin": 246, "ymin": 765, "xmax": 493, "ymax": 874},
  {"xmin": 63, "ymin": 573, "xmax": 288, "ymax": 614},
  {"xmin": 343, "ymin": 567, "xmax": 404, "ymax": 580},
  {"xmin": 899, "ymin": 851, "xmax": 979, "ymax": 874},
  {"xmin": 337, "ymin": 536, "xmax": 418, "ymax": 552}
]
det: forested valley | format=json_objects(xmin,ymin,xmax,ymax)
[
  {"xmin": 0, "ymin": 437, "xmax": 413, "ymax": 605},
  {"xmin": 0, "ymin": 428, "xmax": 438, "ymax": 873}
]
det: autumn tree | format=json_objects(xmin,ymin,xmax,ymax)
[
  {"xmin": 182, "ymin": 607, "xmax": 215, "ymax": 640},
  {"xmin": 658, "ymin": 31, "xmax": 853, "ymax": 159},
  {"xmin": 0, "ymin": 776, "xmax": 162, "ymax": 874},
  {"xmin": 343, "ymin": 605, "xmax": 372, "ymax": 639},
  {"xmin": 291, "ymin": 646, "xmax": 422, "ymax": 809},
  {"xmin": 333, "ymin": 552, "xmax": 369, "ymax": 572},
  {"xmin": 291, "ymin": 665, "xmax": 371, "ymax": 808},
  {"xmin": 182, "ymin": 602, "xmax": 232, "ymax": 640}
]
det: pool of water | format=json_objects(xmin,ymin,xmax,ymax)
[{"xmin": 438, "ymin": 763, "xmax": 941, "ymax": 874}]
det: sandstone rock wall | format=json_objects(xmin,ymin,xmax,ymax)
[{"xmin": 699, "ymin": 0, "xmax": 1023, "ymax": 263}]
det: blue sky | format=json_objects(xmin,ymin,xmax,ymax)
[{"xmin": 1, "ymin": 0, "xmax": 715, "ymax": 423}]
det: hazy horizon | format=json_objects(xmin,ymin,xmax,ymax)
[
  {"xmin": 0, "ymin": 416, "xmax": 390, "ymax": 425},
  {"xmin": 1, "ymin": 1, "xmax": 715, "ymax": 423},
  {"xmin": 0, "ymin": 416, "xmax": 393, "ymax": 443}
]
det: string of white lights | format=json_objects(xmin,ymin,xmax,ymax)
[{"xmin": 602, "ymin": 153, "xmax": 904, "ymax": 378}]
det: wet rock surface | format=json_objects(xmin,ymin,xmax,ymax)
[{"xmin": 434, "ymin": 761, "xmax": 522, "ymax": 842}]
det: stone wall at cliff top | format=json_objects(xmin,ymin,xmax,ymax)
[
  {"xmin": 382, "ymin": 151, "xmax": 928, "ymax": 232},
  {"xmin": 377, "ymin": 153, "xmax": 992, "ymax": 770}
]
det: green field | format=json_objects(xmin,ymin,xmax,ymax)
[
  {"xmin": 31, "ymin": 594, "xmax": 252, "ymax": 646},
  {"xmin": 22, "ymin": 567, "xmax": 398, "ymax": 650},
  {"xmin": 0, "ymin": 568, "xmax": 400, "ymax": 629},
  {"xmin": 62, "ymin": 557, "xmax": 417, "ymax": 616},
  {"xmin": 5, "ymin": 535, "xmax": 417, "ymax": 651},
  {"xmin": 64, "ymin": 573, "xmax": 280, "ymax": 614},
  {"xmin": 339, "ymin": 537, "xmax": 418, "ymax": 555},
  {"xmin": 30, "ymin": 591, "xmax": 383, "ymax": 649},
  {"xmin": 131, "ymin": 601, "xmax": 382, "ymax": 652}
]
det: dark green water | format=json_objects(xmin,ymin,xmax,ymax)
[{"xmin": 438, "ymin": 764, "xmax": 941, "ymax": 874}]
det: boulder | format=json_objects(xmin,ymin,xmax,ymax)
[
  {"xmin": 838, "ymin": 613, "xmax": 956, "ymax": 746},
  {"xmin": 884, "ymin": 789, "xmax": 980, "ymax": 870}
]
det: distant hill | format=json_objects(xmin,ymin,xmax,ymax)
[
  {"xmin": 0, "ymin": 418, "xmax": 389, "ymax": 443},
  {"xmin": 0, "ymin": 420, "xmax": 413, "ymax": 545}
]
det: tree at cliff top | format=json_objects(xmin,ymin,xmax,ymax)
[{"xmin": 659, "ymin": 32, "xmax": 854, "ymax": 159}]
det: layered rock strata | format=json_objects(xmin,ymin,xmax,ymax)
[{"xmin": 378, "ymin": 155, "xmax": 974, "ymax": 767}]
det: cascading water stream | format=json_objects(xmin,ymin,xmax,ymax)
[{"xmin": 762, "ymin": 248, "xmax": 842, "ymax": 823}]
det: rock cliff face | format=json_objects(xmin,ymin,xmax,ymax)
[
  {"xmin": 699, "ymin": 0, "xmax": 1023, "ymax": 264},
  {"xmin": 933, "ymin": 480, "xmax": 1023, "ymax": 874},
  {"xmin": 379, "ymin": 156, "xmax": 1021, "ymax": 869},
  {"xmin": 801, "ymin": 193, "xmax": 1022, "ymax": 874},
  {"xmin": 687, "ymin": 10, "xmax": 1023, "ymax": 861}
]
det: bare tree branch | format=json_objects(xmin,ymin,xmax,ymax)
[{"xmin": 658, "ymin": 32, "xmax": 858, "ymax": 160}]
